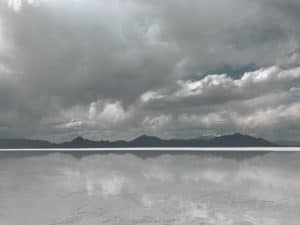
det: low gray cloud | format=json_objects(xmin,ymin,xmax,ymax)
[{"xmin": 0, "ymin": 0, "xmax": 300, "ymax": 141}]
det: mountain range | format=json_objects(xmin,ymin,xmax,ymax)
[{"xmin": 0, "ymin": 133, "xmax": 290, "ymax": 149}]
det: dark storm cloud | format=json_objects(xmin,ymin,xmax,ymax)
[{"xmin": 0, "ymin": 0, "xmax": 300, "ymax": 141}]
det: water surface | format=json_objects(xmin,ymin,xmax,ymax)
[{"xmin": 0, "ymin": 151, "xmax": 299, "ymax": 225}]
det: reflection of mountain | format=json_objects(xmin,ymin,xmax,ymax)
[{"xmin": 0, "ymin": 133, "xmax": 282, "ymax": 148}]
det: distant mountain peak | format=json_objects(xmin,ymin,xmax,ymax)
[
  {"xmin": 71, "ymin": 136, "xmax": 86, "ymax": 142},
  {"xmin": 217, "ymin": 133, "xmax": 257, "ymax": 139},
  {"xmin": 233, "ymin": 132, "xmax": 243, "ymax": 136},
  {"xmin": 133, "ymin": 135, "xmax": 161, "ymax": 141},
  {"xmin": 0, "ymin": 133, "xmax": 283, "ymax": 148},
  {"xmin": 212, "ymin": 132, "xmax": 274, "ymax": 146},
  {"xmin": 224, "ymin": 132, "xmax": 246, "ymax": 137}
]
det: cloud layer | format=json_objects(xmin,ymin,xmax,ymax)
[{"xmin": 0, "ymin": 0, "xmax": 300, "ymax": 141}]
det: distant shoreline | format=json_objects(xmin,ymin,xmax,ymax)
[{"xmin": 0, "ymin": 147, "xmax": 299, "ymax": 151}]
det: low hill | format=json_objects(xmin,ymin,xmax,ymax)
[{"xmin": 0, "ymin": 133, "xmax": 280, "ymax": 148}]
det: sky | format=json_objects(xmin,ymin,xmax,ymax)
[{"xmin": 0, "ymin": 0, "xmax": 300, "ymax": 141}]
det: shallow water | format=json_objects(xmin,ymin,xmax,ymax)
[{"xmin": 0, "ymin": 151, "xmax": 299, "ymax": 225}]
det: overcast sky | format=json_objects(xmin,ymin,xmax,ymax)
[{"xmin": 0, "ymin": 0, "xmax": 300, "ymax": 141}]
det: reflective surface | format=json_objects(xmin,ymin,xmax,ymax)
[{"xmin": 0, "ymin": 151, "xmax": 299, "ymax": 225}]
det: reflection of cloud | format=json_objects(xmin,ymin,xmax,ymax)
[
  {"xmin": 0, "ymin": 152, "xmax": 299, "ymax": 225},
  {"xmin": 7, "ymin": 0, "xmax": 39, "ymax": 12},
  {"xmin": 181, "ymin": 169, "xmax": 228, "ymax": 184},
  {"xmin": 143, "ymin": 166, "xmax": 174, "ymax": 182},
  {"xmin": 98, "ymin": 175, "xmax": 127, "ymax": 196}
]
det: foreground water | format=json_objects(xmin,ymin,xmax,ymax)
[{"xmin": 0, "ymin": 151, "xmax": 299, "ymax": 225}]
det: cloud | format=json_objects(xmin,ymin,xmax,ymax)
[
  {"xmin": 142, "ymin": 114, "xmax": 172, "ymax": 131},
  {"xmin": 138, "ymin": 66, "xmax": 300, "ymax": 140},
  {"xmin": 0, "ymin": 0, "xmax": 300, "ymax": 140},
  {"xmin": 44, "ymin": 100, "xmax": 134, "ymax": 141},
  {"xmin": 142, "ymin": 66, "xmax": 300, "ymax": 105}
]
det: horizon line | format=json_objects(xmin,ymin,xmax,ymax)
[{"xmin": 1, "ymin": 147, "xmax": 300, "ymax": 151}]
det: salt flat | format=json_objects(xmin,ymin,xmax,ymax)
[{"xmin": 0, "ymin": 151, "xmax": 299, "ymax": 225}]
